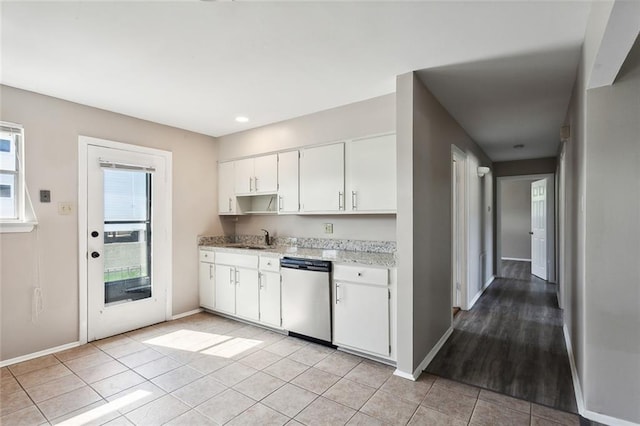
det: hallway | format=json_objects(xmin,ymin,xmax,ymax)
[{"xmin": 427, "ymin": 272, "xmax": 577, "ymax": 413}]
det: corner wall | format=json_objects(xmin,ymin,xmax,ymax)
[
  {"xmin": 395, "ymin": 72, "xmax": 492, "ymax": 375},
  {"xmin": 0, "ymin": 85, "xmax": 220, "ymax": 361}
]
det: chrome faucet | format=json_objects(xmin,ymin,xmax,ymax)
[{"xmin": 261, "ymin": 229, "xmax": 271, "ymax": 246}]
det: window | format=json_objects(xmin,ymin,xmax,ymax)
[{"xmin": 0, "ymin": 122, "xmax": 36, "ymax": 232}]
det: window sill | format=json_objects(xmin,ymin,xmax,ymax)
[{"xmin": 0, "ymin": 221, "xmax": 37, "ymax": 233}]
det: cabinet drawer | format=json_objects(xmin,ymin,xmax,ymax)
[
  {"xmin": 333, "ymin": 264, "xmax": 388, "ymax": 286},
  {"xmin": 259, "ymin": 256, "xmax": 280, "ymax": 272},
  {"xmin": 199, "ymin": 250, "xmax": 215, "ymax": 263},
  {"xmin": 215, "ymin": 252, "xmax": 258, "ymax": 269}
]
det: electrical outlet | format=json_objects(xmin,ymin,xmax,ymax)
[
  {"xmin": 324, "ymin": 223, "xmax": 333, "ymax": 234},
  {"xmin": 58, "ymin": 202, "xmax": 73, "ymax": 215}
]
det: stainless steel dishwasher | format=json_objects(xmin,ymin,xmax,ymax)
[{"xmin": 280, "ymin": 257, "xmax": 332, "ymax": 344}]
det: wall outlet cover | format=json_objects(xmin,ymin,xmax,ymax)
[{"xmin": 324, "ymin": 223, "xmax": 333, "ymax": 234}]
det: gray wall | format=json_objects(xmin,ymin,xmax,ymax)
[
  {"xmin": 559, "ymin": 2, "xmax": 640, "ymax": 423},
  {"xmin": 395, "ymin": 72, "xmax": 492, "ymax": 375},
  {"xmin": 582, "ymin": 35, "xmax": 640, "ymax": 423},
  {"xmin": 493, "ymin": 157, "xmax": 556, "ymax": 177},
  {"xmin": 0, "ymin": 85, "xmax": 220, "ymax": 361},
  {"xmin": 217, "ymin": 94, "xmax": 397, "ymax": 242},
  {"xmin": 500, "ymin": 179, "xmax": 535, "ymax": 260}
]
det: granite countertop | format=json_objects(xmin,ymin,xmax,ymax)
[{"xmin": 200, "ymin": 244, "xmax": 396, "ymax": 267}]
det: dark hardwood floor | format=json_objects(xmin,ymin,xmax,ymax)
[
  {"xmin": 426, "ymin": 266, "xmax": 578, "ymax": 413},
  {"xmin": 501, "ymin": 259, "xmax": 532, "ymax": 280}
]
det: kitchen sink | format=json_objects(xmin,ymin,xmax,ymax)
[{"xmin": 222, "ymin": 244, "xmax": 268, "ymax": 250}]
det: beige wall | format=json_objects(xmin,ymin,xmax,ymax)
[
  {"xmin": 0, "ymin": 85, "xmax": 220, "ymax": 361},
  {"xmin": 218, "ymin": 94, "xmax": 397, "ymax": 242},
  {"xmin": 500, "ymin": 179, "xmax": 535, "ymax": 260},
  {"xmin": 395, "ymin": 72, "xmax": 492, "ymax": 375}
]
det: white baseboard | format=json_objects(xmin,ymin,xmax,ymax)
[
  {"xmin": 171, "ymin": 308, "xmax": 203, "ymax": 320},
  {"xmin": 501, "ymin": 257, "xmax": 531, "ymax": 262},
  {"xmin": 0, "ymin": 341, "xmax": 80, "ymax": 367},
  {"xmin": 394, "ymin": 326, "xmax": 454, "ymax": 381},
  {"xmin": 467, "ymin": 275, "xmax": 495, "ymax": 310},
  {"xmin": 563, "ymin": 324, "xmax": 639, "ymax": 426}
]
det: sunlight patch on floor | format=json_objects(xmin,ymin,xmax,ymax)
[
  {"xmin": 56, "ymin": 389, "xmax": 150, "ymax": 426},
  {"xmin": 143, "ymin": 329, "xmax": 263, "ymax": 358}
]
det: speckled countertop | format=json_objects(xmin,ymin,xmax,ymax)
[{"xmin": 200, "ymin": 244, "xmax": 396, "ymax": 267}]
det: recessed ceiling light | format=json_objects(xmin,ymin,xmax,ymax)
[
  {"xmin": 513, "ymin": 144, "xmax": 525, "ymax": 149},
  {"xmin": 235, "ymin": 116, "xmax": 249, "ymax": 123}
]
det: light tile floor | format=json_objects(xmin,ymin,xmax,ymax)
[{"xmin": 0, "ymin": 312, "xmax": 582, "ymax": 425}]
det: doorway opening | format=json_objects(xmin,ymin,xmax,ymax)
[
  {"xmin": 451, "ymin": 145, "xmax": 468, "ymax": 315},
  {"xmin": 78, "ymin": 136, "xmax": 173, "ymax": 343},
  {"xmin": 496, "ymin": 174, "xmax": 555, "ymax": 282}
]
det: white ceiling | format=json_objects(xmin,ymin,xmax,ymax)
[{"xmin": 1, "ymin": 1, "xmax": 591, "ymax": 161}]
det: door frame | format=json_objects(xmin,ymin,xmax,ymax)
[
  {"xmin": 78, "ymin": 136, "xmax": 173, "ymax": 344},
  {"xmin": 496, "ymin": 173, "xmax": 555, "ymax": 282},
  {"xmin": 451, "ymin": 145, "xmax": 468, "ymax": 312}
]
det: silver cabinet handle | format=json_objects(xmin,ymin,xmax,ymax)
[
  {"xmin": 229, "ymin": 268, "xmax": 233, "ymax": 284},
  {"xmin": 336, "ymin": 282, "xmax": 341, "ymax": 304},
  {"xmin": 254, "ymin": 176, "xmax": 258, "ymax": 192},
  {"xmin": 352, "ymin": 191, "xmax": 357, "ymax": 210},
  {"xmin": 338, "ymin": 191, "xmax": 344, "ymax": 210},
  {"xmin": 235, "ymin": 269, "xmax": 239, "ymax": 285},
  {"xmin": 209, "ymin": 264, "xmax": 213, "ymax": 280},
  {"xmin": 249, "ymin": 177, "xmax": 253, "ymax": 192},
  {"xmin": 259, "ymin": 273, "xmax": 264, "ymax": 290},
  {"xmin": 228, "ymin": 197, "xmax": 232, "ymax": 212},
  {"xmin": 278, "ymin": 196, "xmax": 283, "ymax": 211}
]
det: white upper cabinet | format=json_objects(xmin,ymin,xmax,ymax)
[
  {"xmin": 218, "ymin": 161, "xmax": 237, "ymax": 215},
  {"xmin": 277, "ymin": 151, "xmax": 299, "ymax": 214},
  {"xmin": 234, "ymin": 154, "xmax": 278, "ymax": 196},
  {"xmin": 300, "ymin": 143, "xmax": 345, "ymax": 213},
  {"xmin": 346, "ymin": 134, "xmax": 396, "ymax": 213}
]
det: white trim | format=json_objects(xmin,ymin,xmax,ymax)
[
  {"xmin": 0, "ymin": 342, "xmax": 80, "ymax": 367},
  {"xmin": 394, "ymin": 326, "xmax": 454, "ymax": 381},
  {"xmin": 501, "ymin": 257, "xmax": 532, "ymax": 262},
  {"xmin": 171, "ymin": 308, "xmax": 203, "ymax": 320},
  {"xmin": 451, "ymin": 145, "xmax": 468, "ymax": 311},
  {"xmin": 563, "ymin": 325, "xmax": 640, "ymax": 426},
  {"xmin": 467, "ymin": 275, "xmax": 495, "ymax": 310},
  {"xmin": 78, "ymin": 136, "xmax": 173, "ymax": 344}
]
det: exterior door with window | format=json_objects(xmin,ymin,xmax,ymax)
[{"xmin": 86, "ymin": 144, "xmax": 169, "ymax": 341}]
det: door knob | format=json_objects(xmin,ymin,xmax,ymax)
[
  {"xmin": 91, "ymin": 251, "xmax": 100, "ymax": 258},
  {"xmin": 529, "ymin": 232, "xmax": 534, "ymax": 235},
  {"xmin": 91, "ymin": 231, "xmax": 99, "ymax": 238}
]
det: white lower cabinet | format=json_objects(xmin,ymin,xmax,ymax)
[
  {"xmin": 214, "ymin": 264, "xmax": 236, "ymax": 315},
  {"xmin": 333, "ymin": 264, "xmax": 391, "ymax": 357},
  {"xmin": 199, "ymin": 250, "xmax": 215, "ymax": 310},
  {"xmin": 235, "ymin": 267, "xmax": 259, "ymax": 321},
  {"xmin": 259, "ymin": 271, "xmax": 281, "ymax": 327}
]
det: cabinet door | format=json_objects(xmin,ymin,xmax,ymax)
[
  {"xmin": 214, "ymin": 264, "xmax": 236, "ymax": 315},
  {"xmin": 334, "ymin": 281, "xmax": 390, "ymax": 356},
  {"xmin": 218, "ymin": 162, "xmax": 237, "ymax": 214},
  {"xmin": 300, "ymin": 143, "xmax": 345, "ymax": 212},
  {"xmin": 235, "ymin": 267, "xmax": 259, "ymax": 321},
  {"xmin": 234, "ymin": 158, "xmax": 254, "ymax": 195},
  {"xmin": 277, "ymin": 151, "xmax": 299, "ymax": 214},
  {"xmin": 347, "ymin": 134, "xmax": 396, "ymax": 212},
  {"xmin": 254, "ymin": 154, "xmax": 278, "ymax": 194},
  {"xmin": 199, "ymin": 261, "xmax": 215, "ymax": 310},
  {"xmin": 259, "ymin": 271, "xmax": 281, "ymax": 327}
]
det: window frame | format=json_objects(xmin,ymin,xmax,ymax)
[{"xmin": 0, "ymin": 121, "xmax": 36, "ymax": 233}]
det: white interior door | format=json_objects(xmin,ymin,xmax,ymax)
[
  {"xmin": 531, "ymin": 178, "xmax": 547, "ymax": 279},
  {"xmin": 87, "ymin": 145, "xmax": 169, "ymax": 341}
]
